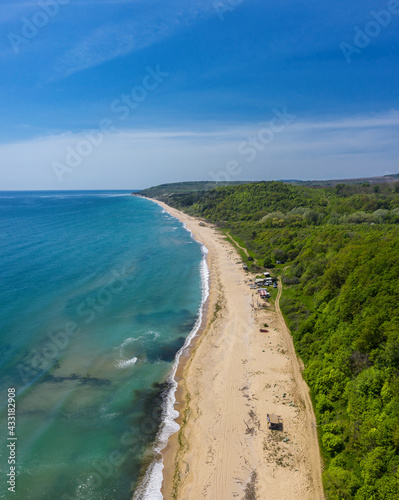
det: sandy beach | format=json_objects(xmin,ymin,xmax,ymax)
[{"xmin": 151, "ymin": 199, "xmax": 324, "ymax": 500}]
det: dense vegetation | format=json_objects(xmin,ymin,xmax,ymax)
[
  {"xmin": 137, "ymin": 180, "xmax": 399, "ymax": 498},
  {"xmin": 136, "ymin": 174, "xmax": 399, "ymax": 200},
  {"xmin": 135, "ymin": 180, "xmax": 250, "ymax": 199}
]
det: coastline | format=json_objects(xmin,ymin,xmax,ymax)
[
  {"xmin": 137, "ymin": 197, "xmax": 324, "ymax": 500},
  {"xmin": 132, "ymin": 197, "xmax": 212, "ymax": 500}
]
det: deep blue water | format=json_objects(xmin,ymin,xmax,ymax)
[{"xmin": 0, "ymin": 191, "xmax": 205, "ymax": 500}]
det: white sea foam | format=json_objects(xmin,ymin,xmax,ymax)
[
  {"xmin": 100, "ymin": 412, "xmax": 119, "ymax": 420},
  {"xmin": 114, "ymin": 331, "xmax": 162, "ymax": 370},
  {"xmin": 133, "ymin": 205, "xmax": 210, "ymax": 500},
  {"xmin": 117, "ymin": 357, "xmax": 138, "ymax": 369},
  {"xmin": 114, "ymin": 336, "xmax": 136, "ymax": 351},
  {"xmin": 146, "ymin": 330, "xmax": 160, "ymax": 340},
  {"xmin": 114, "ymin": 331, "xmax": 159, "ymax": 352}
]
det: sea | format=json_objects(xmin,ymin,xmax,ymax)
[{"xmin": 0, "ymin": 191, "xmax": 209, "ymax": 500}]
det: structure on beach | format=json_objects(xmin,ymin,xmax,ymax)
[{"xmin": 267, "ymin": 413, "xmax": 283, "ymax": 431}]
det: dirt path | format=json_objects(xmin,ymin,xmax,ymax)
[{"xmin": 225, "ymin": 231, "xmax": 260, "ymax": 266}]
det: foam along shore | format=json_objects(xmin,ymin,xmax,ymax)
[{"xmin": 143, "ymin": 198, "xmax": 324, "ymax": 500}]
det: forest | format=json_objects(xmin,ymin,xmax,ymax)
[{"xmin": 138, "ymin": 180, "xmax": 399, "ymax": 499}]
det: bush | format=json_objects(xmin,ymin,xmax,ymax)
[
  {"xmin": 322, "ymin": 432, "xmax": 344, "ymax": 454},
  {"xmin": 282, "ymin": 275, "xmax": 300, "ymax": 285},
  {"xmin": 346, "ymin": 211, "xmax": 376, "ymax": 224}
]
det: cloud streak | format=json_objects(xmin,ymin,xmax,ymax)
[
  {"xmin": 1, "ymin": 111, "xmax": 398, "ymax": 190},
  {"xmin": 49, "ymin": 1, "xmax": 214, "ymax": 81},
  {"xmin": 51, "ymin": 25, "xmax": 138, "ymax": 81}
]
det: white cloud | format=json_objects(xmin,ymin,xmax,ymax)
[
  {"xmin": 291, "ymin": 110, "xmax": 399, "ymax": 131},
  {"xmin": 1, "ymin": 111, "xmax": 398, "ymax": 190}
]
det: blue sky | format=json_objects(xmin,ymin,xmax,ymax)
[{"xmin": 1, "ymin": 0, "xmax": 399, "ymax": 189}]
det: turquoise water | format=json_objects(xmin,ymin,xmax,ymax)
[{"xmin": 0, "ymin": 192, "xmax": 206, "ymax": 500}]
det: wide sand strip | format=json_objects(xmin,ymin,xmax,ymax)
[{"xmin": 149, "ymin": 199, "xmax": 324, "ymax": 500}]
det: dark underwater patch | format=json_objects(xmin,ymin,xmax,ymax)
[
  {"xmin": 43, "ymin": 373, "xmax": 111, "ymax": 386},
  {"xmin": 146, "ymin": 336, "xmax": 187, "ymax": 362}
]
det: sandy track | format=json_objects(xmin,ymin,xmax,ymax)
[{"xmin": 148, "ymin": 200, "xmax": 324, "ymax": 500}]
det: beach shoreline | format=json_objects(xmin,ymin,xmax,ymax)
[{"xmin": 140, "ymin": 197, "xmax": 324, "ymax": 500}]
